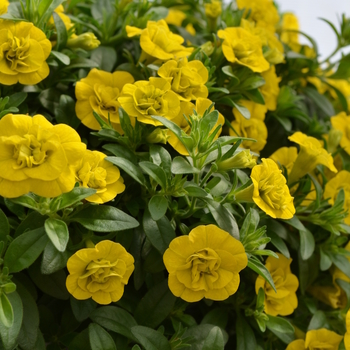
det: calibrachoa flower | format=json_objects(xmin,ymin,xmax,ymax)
[
  {"xmin": 236, "ymin": 0, "xmax": 279, "ymax": 33},
  {"xmin": 126, "ymin": 20, "xmax": 193, "ymax": 64},
  {"xmin": 269, "ymin": 146, "xmax": 298, "ymax": 174},
  {"xmin": 157, "ymin": 57, "xmax": 209, "ymax": 101},
  {"xmin": 288, "ymin": 131, "xmax": 337, "ymax": 185},
  {"xmin": 66, "ymin": 240, "xmax": 135, "ymax": 305},
  {"xmin": 230, "ymin": 102, "xmax": 268, "ymax": 154},
  {"xmin": 165, "ymin": 9, "xmax": 186, "ymax": 26},
  {"xmin": 168, "ymin": 98, "xmax": 225, "ymax": 155},
  {"xmin": 0, "ymin": 114, "xmax": 86, "ymax": 198},
  {"xmin": 324, "ymin": 170, "xmax": 350, "ymax": 225},
  {"xmin": 163, "ymin": 225, "xmax": 248, "ymax": 302},
  {"xmin": 0, "ymin": 0, "xmax": 9, "ymax": 15},
  {"xmin": 331, "ymin": 112, "xmax": 350, "ymax": 155},
  {"xmin": 235, "ymin": 158, "xmax": 295, "ymax": 219},
  {"xmin": 217, "ymin": 27, "xmax": 270, "ymax": 73},
  {"xmin": 260, "ymin": 66, "xmax": 281, "ymax": 111},
  {"xmin": 118, "ymin": 77, "xmax": 181, "ymax": 126},
  {"xmin": 74, "ymin": 150, "xmax": 125, "ymax": 204},
  {"xmin": 0, "ymin": 21, "xmax": 51, "ymax": 85},
  {"xmin": 75, "ymin": 68, "xmax": 134, "ymax": 133},
  {"xmin": 204, "ymin": 0, "xmax": 222, "ymax": 19},
  {"xmin": 286, "ymin": 329, "xmax": 343, "ymax": 350},
  {"xmin": 281, "ymin": 12, "xmax": 300, "ymax": 45},
  {"xmin": 256, "ymin": 253, "xmax": 299, "ymax": 316}
]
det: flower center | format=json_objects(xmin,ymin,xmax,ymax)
[
  {"xmin": 77, "ymin": 162, "xmax": 107, "ymax": 191},
  {"xmin": 259, "ymin": 171, "xmax": 286, "ymax": 210},
  {"xmin": 79, "ymin": 258, "xmax": 126, "ymax": 293},
  {"xmin": 135, "ymin": 85, "xmax": 164, "ymax": 114},
  {"xmin": 4, "ymin": 35, "xmax": 30, "ymax": 71},
  {"xmin": 93, "ymin": 85, "xmax": 120, "ymax": 114},
  {"xmin": 186, "ymin": 248, "xmax": 221, "ymax": 291},
  {"xmin": 12, "ymin": 134, "xmax": 46, "ymax": 169}
]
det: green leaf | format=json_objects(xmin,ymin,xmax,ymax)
[
  {"xmin": 320, "ymin": 249, "xmax": 332, "ymax": 271},
  {"xmin": 63, "ymin": 57, "xmax": 99, "ymax": 70},
  {"xmin": 330, "ymin": 253, "xmax": 350, "ymax": 279},
  {"xmin": 52, "ymin": 12, "xmax": 67, "ymax": 51},
  {"xmin": 41, "ymin": 241, "xmax": 69, "ymax": 274},
  {"xmin": 139, "ymin": 161, "xmax": 167, "ymax": 188},
  {"xmin": 202, "ymin": 326, "xmax": 225, "ymax": 350},
  {"xmin": 44, "ymin": 218, "xmax": 69, "ymax": 252},
  {"xmin": 7, "ymin": 92, "xmax": 27, "ymax": 108},
  {"xmin": 236, "ymin": 312, "xmax": 257, "ymax": 350},
  {"xmin": 91, "ymin": 46, "xmax": 117, "ymax": 72},
  {"xmin": 50, "ymin": 187, "xmax": 97, "ymax": 211},
  {"xmin": 328, "ymin": 54, "xmax": 350, "ymax": 79},
  {"xmin": 303, "ymin": 87, "xmax": 335, "ymax": 116},
  {"xmin": 54, "ymin": 94, "xmax": 80, "ymax": 128},
  {"xmin": 89, "ymin": 323, "xmax": 117, "ymax": 350},
  {"xmin": 4, "ymin": 228, "xmax": 48, "ymax": 273},
  {"xmin": 71, "ymin": 297, "xmax": 97, "ymax": 322},
  {"xmin": 201, "ymin": 308, "xmax": 228, "ymax": 329},
  {"xmin": 152, "ymin": 116, "xmax": 186, "ymax": 144},
  {"xmin": 0, "ymin": 293, "xmax": 13, "ymax": 328},
  {"xmin": 222, "ymin": 66, "xmax": 239, "ymax": 82},
  {"xmin": 50, "ymin": 50, "xmax": 70, "ymax": 65},
  {"xmin": 134, "ymin": 280, "xmax": 176, "ymax": 328},
  {"xmin": 299, "ymin": 229, "xmax": 315, "ymax": 260},
  {"xmin": 266, "ymin": 315, "xmax": 294, "ymax": 334},
  {"xmin": 184, "ymin": 183, "xmax": 210, "ymax": 198},
  {"xmin": 267, "ymin": 230, "xmax": 290, "ymax": 259},
  {"xmin": 131, "ymin": 326, "xmax": 171, "ymax": 350},
  {"xmin": 148, "ymin": 196, "xmax": 168, "ymax": 221},
  {"xmin": 37, "ymin": 0, "xmax": 65, "ymax": 28},
  {"xmin": 307, "ymin": 310, "xmax": 328, "ymax": 331},
  {"xmin": 0, "ymin": 208, "xmax": 10, "ymax": 242},
  {"xmin": 103, "ymin": 144, "xmax": 137, "ymax": 164},
  {"xmin": 9, "ymin": 193, "xmax": 38, "ymax": 210},
  {"xmin": 232, "ymin": 101, "xmax": 250, "ymax": 119},
  {"xmin": 142, "ymin": 209, "xmax": 176, "ymax": 254},
  {"xmin": 248, "ymin": 257, "xmax": 276, "ymax": 292},
  {"xmin": 28, "ymin": 263, "xmax": 69, "ymax": 300},
  {"xmin": 106, "ymin": 157, "xmax": 148, "ymax": 187},
  {"xmin": 90, "ymin": 306, "xmax": 137, "ymax": 340},
  {"xmin": 205, "ymin": 199, "xmax": 240, "ymax": 239},
  {"xmin": 171, "ymin": 157, "xmax": 200, "ymax": 174},
  {"xmin": 16, "ymin": 280, "xmax": 40, "ymax": 350},
  {"xmin": 149, "ymin": 145, "xmax": 172, "ymax": 176},
  {"xmin": 70, "ymin": 205, "xmax": 139, "ymax": 232},
  {"xmin": 0, "ymin": 292, "xmax": 23, "ymax": 350}
]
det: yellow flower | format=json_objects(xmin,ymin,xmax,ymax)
[
  {"xmin": 286, "ymin": 329, "xmax": 343, "ymax": 350},
  {"xmin": 345, "ymin": 309, "xmax": 350, "ymax": 350},
  {"xmin": 251, "ymin": 159, "xmax": 295, "ymax": 219},
  {"xmin": 66, "ymin": 240, "xmax": 134, "ymax": 305},
  {"xmin": 118, "ymin": 77, "xmax": 181, "ymax": 126},
  {"xmin": 269, "ymin": 147, "xmax": 298, "ymax": 174},
  {"xmin": 67, "ymin": 33, "xmax": 100, "ymax": 51},
  {"xmin": 236, "ymin": 0, "xmax": 279, "ymax": 33},
  {"xmin": 217, "ymin": 27, "xmax": 270, "ymax": 73},
  {"xmin": 157, "ymin": 57, "xmax": 208, "ymax": 101},
  {"xmin": 324, "ymin": 170, "xmax": 350, "ymax": 225},
  {"xmin": 0, "ymin": 0, "xmax": 9, "ymax": 15},
  {"xmin": 256, "ymin": 253, "xmax": 298, "ymax": 316},
  {"xmin": 281, "ymin": 13, "xmax": 300, "ymax": 45},
  {"xmin": 229, "ymin": 101, "xmax": 268, "ymax": 154},
  {"xmin": 328, "ymin": 79, "xmax": 350, "ymax": 106},
  {"xmin": 126, "ymin": 20, "xmax": 193, "ymax": 64},
  {"xmin": 0, "ymin": 114, "xmax": 86, "ymax": 198},
  {"xmin": 163, "ymin": 224, "xmax": 248, "ymax": 302},
  {"xmin": 49, "ymin": 5, "xmax": 75, "ymax": 33},
  {"xmin": 0, "ymin": 21, "xmax": 51, "ymax": 85},
  {"xmin": 75, "ymin": 68, "xmax": 134, "ymax": 133},
  {"xmin": 288, "ymin": 132, "xmax": 337, "ymax": 185},
  {"xmin": 204, "ymin": 0, "xmax": 222, "ymax": 19},
  {"xmin": 241, "ymin": 19, "xmax": 284, "ymax": 65},
  {"xmin": 168, "ymin": 98, "xmax": 224, "ymax": 155},
  {"xmin": 165, "ymin": 9, "xmax": 186, "ymax": 26},
  {"xmin": 185, "ymin": 23, "xmax": 196, "ymax": 36},
  {"xmin": 331, "ymin": 112, "xmax": 350, "ymax": 155},
  {"xmin": 74, "ymin": 150, "xmax": 125, "ymax": 204},
  {"xmin": 261, "ymin": 66, "xmax": 281, "ymax": 111}
]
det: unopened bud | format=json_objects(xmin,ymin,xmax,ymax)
[
  {"xmin": 146, "ymin": 128, "xmax": 169, "ymax": 144},
  {"xmin": 218, "ymin": 150, "xmax": 256, "ymax": 171},
  {"xmin": 201, "ymin": 41, "xmax": 215, "ymax": 56},
  {"xmin": 327, "ymin": 128, "xmax": 343, "ymax": 154},
  {"xmin": 67, "ymin": 33, "xmax": 100, "ymax": 51}
]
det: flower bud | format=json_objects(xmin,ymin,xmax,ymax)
[
  {"xmin": 204, "ymin": 0, "xmax": 222, "ymax": 19},
  {"xmin": 146, "ymin": 128, "xmax": 169, "ymax": 144},
  {"xmin": 67, "ymin": 33, "xmax": 100, "ymax": 51},
  {"xmin": 218, "ymin": 150, "xmax": 256, "ymax": 171},
  {"xmin": 327, "ymin": 129, "xmax": 343, "ymax": 154},
  {"xmin": 200, "ymin": 41, "xmax": 215, "ymax": 56},
  {"xmin": 2, "ymin": 282, "xmax": 16, "ymax": 294}
]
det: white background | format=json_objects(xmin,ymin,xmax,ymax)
[{"xmin": 277, "ymin": 0, "xmax": 350, "ymax": 60}]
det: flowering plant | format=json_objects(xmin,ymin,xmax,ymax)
[{"xmin": 1, "ymin": 0, "xmax": 350, "ymax": 349}]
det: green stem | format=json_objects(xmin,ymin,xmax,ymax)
[{"xmin": 320, "ymin": 44, "xmax": 342, "ymax": 64}]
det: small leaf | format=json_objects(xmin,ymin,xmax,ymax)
[
  {"xmin": 50, "ymin": 50, "xmax": 70, "ymax": 65},
  {"xmin": 131, "ymin": 326, "xmax": 171, "ymax": 350},
  {"xmin": 44, "ymin": 218, "xmax": 69, "ymax": 252},
  {"xmin": 52, "ymin": 12, "xmax": 67, "ymax": 51},
  {"xmin": 0, "ymin": 293, "xmax": 14, "ymax": 328},
  {"xmin": 171, "ymin": 157, "xmax": 200, "ymax": 174},
  {"xmin": 299, "ymin": 229, "xmax": 315, "ymax": 260},
  {"xmin": 148, "ymin": 196, "xmax": 168, "ymax": 221},
  {"xmin": 202, "ymin": 326, "xmax": 225, "ymax": 350},
  {"xmin": 266, "ymin": 315, "xmax": 294, "ymax": 334},
  {"xmin": 89, "ymin": 323, "xmax": 117, "ymax": 350},
  {"xmin": 248, "ymin": 257, "xmax": 276, "ymax": 292}
]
